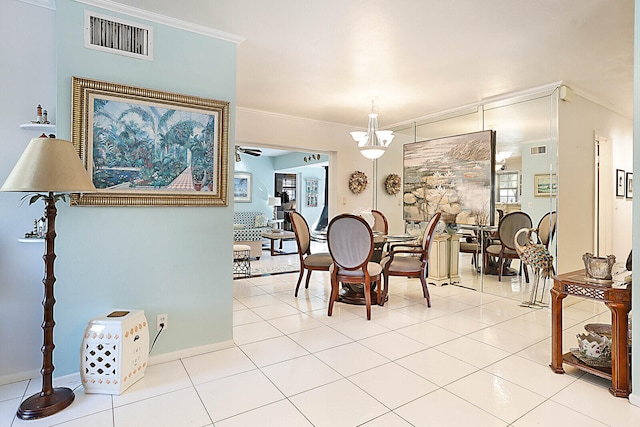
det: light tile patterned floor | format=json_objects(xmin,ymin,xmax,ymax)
[{"xmin": 1, "ymin": 253, "xmax": 638, "ymax": 426}]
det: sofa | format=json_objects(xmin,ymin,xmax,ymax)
[{"xmin": 234, "ymin": 211, "xmax": 272, "ymax": 258}]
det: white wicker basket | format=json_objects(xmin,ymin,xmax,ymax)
[{"xmin": 80, "ymin": 310, "xmax": 149, "ymax": 395}]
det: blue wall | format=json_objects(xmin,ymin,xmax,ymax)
[
  {"xmin": 234, "ymin": 155, "xmax": 275, "ymax": 215},
  {"xmin": 53, "ymin": 0, "xmax": 237, "ymax": 375}
]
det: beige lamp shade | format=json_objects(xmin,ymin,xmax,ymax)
[
  {"xmin": 268, "ymin": 196, "xmax": 281, "ymax": 207},
  {"xmin": 1, "ymin": 138, "xmax": 96, "ymax": 193}
]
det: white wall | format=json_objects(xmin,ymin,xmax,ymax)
[
  {"xmin": 557, "ymin": 94, "xmax": 633, "ymax": 271},
  {"xmin": 631, "ymin": 0, "xmax": 639, "ymax": 406}
]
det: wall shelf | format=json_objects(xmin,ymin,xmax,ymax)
[
  {"xmin": 20, "ymin": 123, "xmax": 56, "ymax": 132},
  {"xmin": 18, "ymin": 238, "xmax": 44, "ymax": 243}
]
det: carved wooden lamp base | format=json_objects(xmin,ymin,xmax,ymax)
[{"xmin": 17, "ymin": 387, "xmax": 75, "ymax": 420}]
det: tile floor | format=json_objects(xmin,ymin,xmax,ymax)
[{"xmin": 1, "ymin": 253, "xmax": 638, "ymax": 426}]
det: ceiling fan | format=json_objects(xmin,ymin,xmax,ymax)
[{"xmin": 235, "ymin": 146, "xmax": 262, "ymax": 162}]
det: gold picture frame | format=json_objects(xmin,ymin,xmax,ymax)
[
  {"xmin": 71, "ymin": 76, "xmax": 229, "ymax": 206},
  {"xmin": 534, "ymin": 173, "xmax": 557, "ymax": 197}
]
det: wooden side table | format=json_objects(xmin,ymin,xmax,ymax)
[{"xmin": 549, "ymin": 269, "xmax": 631, "ymax": 397}]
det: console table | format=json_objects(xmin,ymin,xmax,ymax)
[{"xmin": 549, "ymin": 269, "xmax": 631, "ymax": 397}]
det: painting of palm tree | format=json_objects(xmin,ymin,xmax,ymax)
[
  {"xmin": 91, "ymin": 97, "xmax": 216, "ymax": 192},
  {"xmin": 72, "ymin": 77, "xmax": 229, "ymax": 206}
]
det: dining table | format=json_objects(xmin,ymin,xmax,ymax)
[
  {"xmin": 337, "ymin": 232, "xmax": 417, "ymax": 305},
  {"xmin": 457, "ymin": 223, "xmax": 497, "ymax": 291}
]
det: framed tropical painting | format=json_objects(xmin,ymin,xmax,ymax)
[{"xmin": 70, "ymin": 76, "xmax": 229, "ymax": 206}]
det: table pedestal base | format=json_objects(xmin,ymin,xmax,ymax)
[{"xmin": 337, "ymin": 282, "xmax": 388, "ymax": 305}]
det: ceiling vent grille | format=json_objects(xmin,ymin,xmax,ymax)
[
  {"xmin": 84, "ymin": 11, "xmax": 153, "ymax": 61},
  {"xmin": 530, "ymin": 145, "xmax": 547, "ymax": 155}
]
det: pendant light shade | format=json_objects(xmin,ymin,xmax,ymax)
[{"xmin": 350, "ymin": 102, "xmax": 394, "ymax": 160}]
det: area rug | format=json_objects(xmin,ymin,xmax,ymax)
[{"xmin": 248, "ymin": 264, "xmax": 300, "ymax": 277}]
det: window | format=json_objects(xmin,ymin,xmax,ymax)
[{"xmin": 497, "ymin": 171, "xmax": 519, "ymax": 203}]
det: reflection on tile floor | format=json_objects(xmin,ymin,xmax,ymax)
[{"xmin": 1, "ymin": 252, "xmax": 638, "ymax": 426}]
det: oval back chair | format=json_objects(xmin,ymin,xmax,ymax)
[
  {"xmin": 485, "ymin": 211, "xmax": 532, "ymax": 281},
  {"xmin": 327, "ymin": 214, "xmax": 382, "ymax": 320},
  {"xmin": 289, "ymin": 211, "xmax": 332, "ymax": 297},
  {"xmin": 380, "ymin": 212, "xmax": 441, "ymax": 307},
  {"xmin": 371, "ymin": 209, "xmax": 389, "ymax": 234},
  {"xmin": 536, "ymin": 211, "xmax": 557, "ymax": 249}
]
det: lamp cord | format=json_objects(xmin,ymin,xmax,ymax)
[{"xmin": 149, "ymin": 324, "xmax": 164, "ymax": 354}]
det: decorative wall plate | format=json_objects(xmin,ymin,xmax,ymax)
[
  {"xmin": 349, "ymin": 171, "xmax": 368, "ymax": 194},
  {"xmin": 384, "ymin": 173, "xmax": 401, "ymax": 195}
]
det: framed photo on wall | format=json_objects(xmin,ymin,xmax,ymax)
[
  {"xmin": 616, "ymin": 169, "xmax": 626, "ymax": 197},
  {"xmin": 534, "ymin": 173, "xmax": 557, "ymax": 197},
  {"xmin": 626, "ymin": 172, "xmax": 633, "ymax": 199},
  {"xmin": 305, "ymin": 178, "xmax": 318, "ymax": 207},
  {"xmin": 234, "ymin": 172, "xmax": 252, "ymax": 202}
]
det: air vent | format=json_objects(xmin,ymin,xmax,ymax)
[
  {"xmin": 84, "ymin": 11, "xmax": 153, "ymax": 61},
  {"xmin": 530, "ymin": 145, "xmax": 547, "ymax": 155}
]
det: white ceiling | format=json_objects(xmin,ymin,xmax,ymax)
[{"xmin": 113, "ymin": 0, "xmax": 633, "ymax": 129}]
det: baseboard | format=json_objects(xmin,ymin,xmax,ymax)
[
  {"xmin": 0, "ymin": 369, "xmax": 40, "ymax": 386},
  {"xmin": 1, "ymin": 340, "xmax": 235, "ymax": 387},
  {"xmin": 148, "ymin": 340, "xmax": 235, "ymax": 366},
  {"xmin": 629, "ymin": 392, "xmax": 640, "ymax": 407}
]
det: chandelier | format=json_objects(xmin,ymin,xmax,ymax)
[{"xmin": 350, "ymin": 101, "xmax": 394, "ymax": 160}]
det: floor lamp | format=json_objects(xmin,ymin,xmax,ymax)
[{"xmin": 1, "ymin": 137, "xmax": 95, "ymax": 420}]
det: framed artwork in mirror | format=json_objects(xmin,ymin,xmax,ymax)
[
  {"xmin": 534, "ymin": 173, "xmax": 557, "ymax": 197},
  {"xmin": 616, "ymin": 169, "xmax": 625, "ymax": 197},
  {"xmin": 70, "ymin": 76, "xmax": 229, "ymax": 206},
  {"xmin": 626, "ymin": 172, "xmax": 633, "ymax": 199},
  {"xmin": 403, "ymin": 130, "xmax": 496, "ymax": 225}
]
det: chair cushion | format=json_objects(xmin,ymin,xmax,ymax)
[
  {"xmin": 233, "ymin": 223, "xmax": 246, "ymax": 230},
  {"xmin": 381, "ymin": 256, "xmax": 421, "ymax": 273},
  {"xmin": 330, "ymin": 262, "xmax": 382, "ymax": 277},
  {"xmin": 485, "ymin": 244, "xmax": 518, "ymax": 256},
  {"xmin": 304, "ymin": 252, "xmax": 332, "ymax": 268},
  {"xmin": 460, "ymin": 242, "xmax": 480, "ymax": 251}
]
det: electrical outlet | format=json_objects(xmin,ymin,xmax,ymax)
[{"xmin": 157, "ymin": 314, "xmax": 168, "ymax": 332}]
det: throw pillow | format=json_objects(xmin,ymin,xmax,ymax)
[
  {"xmin": 233, "ymin": 223, "xmax": 246, "ymax": 230},
  {"xmin": 254, "ymin": 214, "xmax": 268, "ymax": 228}
]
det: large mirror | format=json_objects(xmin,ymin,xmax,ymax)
[{"xmin": 389, "ymin": 88, "xmax": 559, "ymax": 292}]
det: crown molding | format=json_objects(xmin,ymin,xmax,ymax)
[
  {"xmin": 18, "ymin": 0, "xmax": 56, "ymax": 10},
  {"xmin": 74, "ymin": 0, "xmax": 245, "ymax": 44}
]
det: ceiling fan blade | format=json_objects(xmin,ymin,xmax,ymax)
[{"xmin": 244, "ymin": 150, "xmax": 261, "ymax": 156}]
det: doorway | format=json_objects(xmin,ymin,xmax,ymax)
[
  {"xmin": 595, "ymin": 134, "xmax": 613, "ymax": 255},
  {"xmin": 275, "ymin": 173, "xmax": 297, "ymax": 230}
]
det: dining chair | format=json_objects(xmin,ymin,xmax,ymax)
[
  {"xmin": 327, "ymin": 214, "xmax": 382, "ymax": 320},
  {"xmin": 484, "ymin": 211, "xmax": 532, "ymax": 281},
  {"xmin": 290, "ymin": 211, "xmax": 332, "ymax": 297},
  {"xmin": 536, "ymin": 211, "xmax": 557, "ymax": 249},
  {"xmin": 371, "ymin": 209, "xmax": 389, "ymax": 234},
  {"xmin": 459, "ymin": 230, "xmax": 481, "ymax": 267},
  {"xmin": 379, "ymin": 212, "xmax": 441, "ymax": 307}
]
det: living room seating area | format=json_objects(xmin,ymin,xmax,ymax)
[{"xmin": 233, "ymin": 211, "xmax": 272, "ymax": 259}]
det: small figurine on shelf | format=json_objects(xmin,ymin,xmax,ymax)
[
  {"xmin": 42, "ymin": 109, "xmax": 50, "ymax": 124},
  {"xmin": 36, "ymin": 104, "xmax": 43, "ymax": 123}
]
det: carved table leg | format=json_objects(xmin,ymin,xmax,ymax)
[
  {"xmin": 606, "ymin": 299, "xmax": 631, "ymax": 397},
  {"xmin": 549, "ymin": 286, "xmax": 567, "ymax": 374}
]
